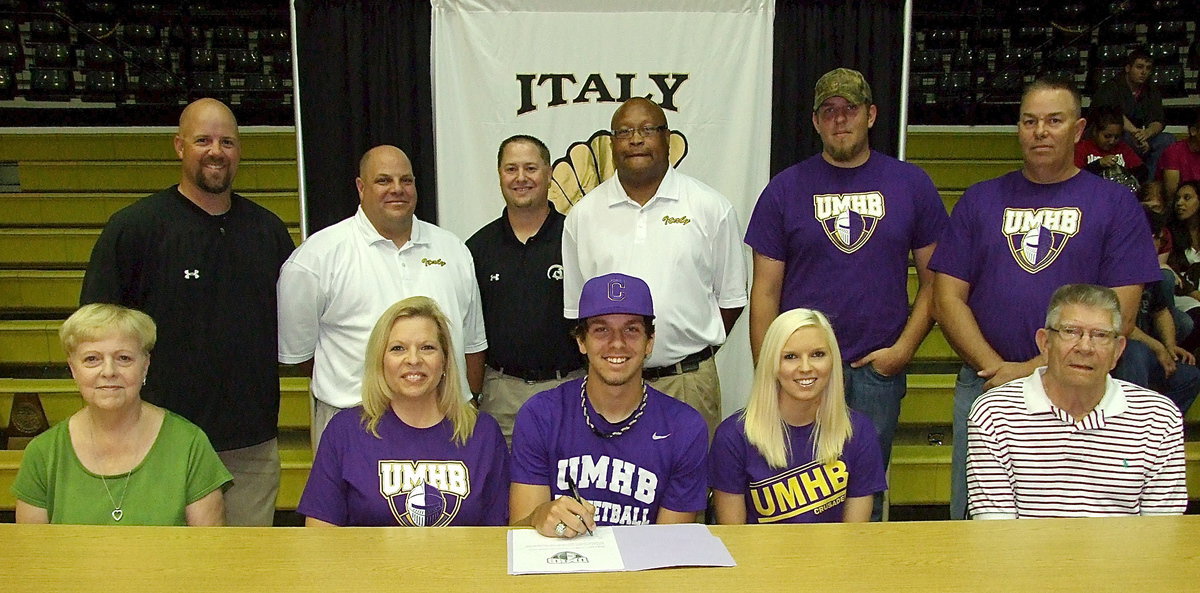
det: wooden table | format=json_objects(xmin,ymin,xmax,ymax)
[{"xmin": 5, "ymin": 516, "xmax": 1199, "ymax": 592}]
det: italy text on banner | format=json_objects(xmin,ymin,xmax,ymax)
[{"xmin": 430, "ymin": 0, "xmax": 774, "ymax": 242}]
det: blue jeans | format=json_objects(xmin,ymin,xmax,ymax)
[
  {"xmin": 951, "ymin": 365, "xmax": 986, "ymax": 520},
  {"xmin": 1113, "ymin": 339, "xmax": 1200, "ymax": 415},
  {"xmin": 843, "ymin": 363, "xmax": 906, "ymax": 522},
  {"xmin": 1123, "ymin": 130, "xmax": 1175, "ymax": 182}
]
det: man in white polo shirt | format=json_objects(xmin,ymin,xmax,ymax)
[
  {"xmin": 562, "ymin": 98, "xmax": 748, "ymax": 433},
  {"xmin": 278, "ymin": 145, "xmax": 487, "ymax": 449},
  {"xmin": 966, "ymin": 284, "xmax": 1186, "ymax": 519}
]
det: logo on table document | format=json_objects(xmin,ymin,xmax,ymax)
[
  {"xmin": 1001, "ymin": 207, "xmax": 1081, "ymax": 274},
  {"xmin": 813, "ymin": 192, "xmax": 885, "ymax": 254},
  {"xmin": 749, "ymin": 459, "xmax": 849, "ymax": 523},
  {"xmin": 379, "ymin": 460, "xmax": 470, "ymax": 527},
  {"xmin": 547, "ymin": 551, "xmax": 589, "ymax": 564}
]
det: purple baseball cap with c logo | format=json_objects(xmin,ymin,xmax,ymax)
[{"xmin": 577, "ymin": 273, "xmax": 654, "ymax": 319}]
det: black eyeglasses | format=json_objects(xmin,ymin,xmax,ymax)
[{"xmin": 611, "ymin": 125, "xmax": 668, "ymax": 140}]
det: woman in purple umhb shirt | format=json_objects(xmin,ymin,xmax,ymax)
[
  {"xmin": 709, "ymin": 309, "xmax": 886, "ymax": 524},
  {"xmin": 298, "ymin": 296, "xmax": 509, "ymax": 527}
]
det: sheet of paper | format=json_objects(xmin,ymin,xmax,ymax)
[
  {"xmin": 508, "ymin": 526, "xmax": 626, "ymax": 574},
  {"xmin": 614, "ymin": 523, "xmax": 736, "ymax": 570},
  {"xmin": 508, "ymin": 524, "xmax": 737, "ymax": 575}
]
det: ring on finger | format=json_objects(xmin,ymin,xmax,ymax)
[{"xmin": 554, "ymin": 521, "xmax": 567, "ymax": 536}]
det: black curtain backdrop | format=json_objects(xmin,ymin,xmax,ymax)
[
  {"xmin": 294, "ymin": 0, "xmax": 905, "ymax": 232},
  {"xmin": 771, "ymin": 0, "xmax": 905, "ymax": 176},
  {"xmin": 294, "ymin": 0, "xmax": 436, "ymax": 234}
]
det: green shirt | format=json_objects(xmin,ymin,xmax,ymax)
[{"xmin": 11, "ymin": 411, "xmax": 233, "ymax": 525}]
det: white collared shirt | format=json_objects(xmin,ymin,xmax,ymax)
[
  {"xmin": 562, "ymin": 167, "xmax": 748, "ymax": 367},
  {"xmin": 278, "ymin": 207, "xmax": 486, "ymax": 407},
  {"xmin": 966, "ymin": 368, "xmax": 1186, "ymax": 519}
]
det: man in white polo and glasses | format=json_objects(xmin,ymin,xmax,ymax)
[
  {"xmin": 562, "ymin": 98, "xmax": 748, "ymax": 434},
  {"xmin": 966, "ymin": 284, "xmax": 1186, "ymax": 519}
]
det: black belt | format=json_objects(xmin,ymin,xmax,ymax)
[
  {"xmin": 491, "ymin": 364, "xmax": 580, "ymax": 384},
  {"xmin": 642, "ymin": 346, "xmax": 717, "ymax": 380}
]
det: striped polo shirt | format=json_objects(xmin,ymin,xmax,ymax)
[{"xmin": 966, "ymin": 368, "xmax": 1186, "ymax": 519}]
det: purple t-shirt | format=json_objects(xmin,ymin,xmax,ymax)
[
  {"xmin": 709, "ymin": 409, "xmax": 886, "ymax": 523},
  {"xmin": 298, "ymin": 407, "xmax": 509, "ymax": 527},
  {"xmin": 744, "ymin": 151, "xmax": 948, "ymax": 360},
  {"xmin": 510, "ymin": 378, "xmax": 708, "ymax": 525},
  {"xmin": 929, "ymin": 170, "xmax": 1159, "ymax": 362}
]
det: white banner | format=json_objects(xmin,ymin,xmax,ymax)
[{"xmin": 431, "ymin": 0, "xmax": 774, "ymax": 414}]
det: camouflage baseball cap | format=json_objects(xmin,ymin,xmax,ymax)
[{"xmin": 812, "ymin": 68, "xmax": 873, "ymax": 111}]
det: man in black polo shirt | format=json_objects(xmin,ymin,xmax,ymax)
[
  {"xmin": 81, "ymin": 98, "xmax": 295, "ymax": 525},
  {"xmin": 467, "ymin": 135, "xmax": 584, "ymax": 443}
]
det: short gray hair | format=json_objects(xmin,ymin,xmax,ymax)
[{"xmin": 1044, "ymin": 284, "xmax": 1122, "ymax": 332}]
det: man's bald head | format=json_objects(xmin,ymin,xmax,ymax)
[
  {"xmin": 179, "ymin": 98, "xmax": 238, "ymax": 136},
  {"xmin": 174, "ymin": 98, "xmax": 240, "ymax": 202},
  {"xmin": 610, "ymin": 97, "xmax": 668, "ymax": 131},
  {"xmin": 359, "ymin": 144, "xmax": 410, "ymax": 179}
]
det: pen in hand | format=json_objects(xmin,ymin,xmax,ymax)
[{"xmin": 565, "ymin": 475, "xmax": 594, "ymax": 536}]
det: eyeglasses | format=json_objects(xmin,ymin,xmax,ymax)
[
  {"xmin": 1046, "ymin": 326, "xmax": 1118, "ymax": 345},
  {"xmin": 611, "ymin": 125, "xmax": 668, "ymax": 140},
  {"xmin": 816, "ymin": 103, "xmax": 861, "ymax": 121}
]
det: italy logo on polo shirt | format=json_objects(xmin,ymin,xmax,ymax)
[
  {"xmin": 1001, "ymin": 207, "xmax": 1081, "ymax": 273},
  {"xmin": 813, "ymin": 191, "xmax": 886, "ymax": 254}
]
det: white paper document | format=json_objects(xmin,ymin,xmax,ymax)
[{"xmin": 507, "ymin": 523, "xmax": 736, "ymax": 575}]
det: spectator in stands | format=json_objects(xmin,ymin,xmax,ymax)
[
  {"xmin": 744, "ymin": 67, "xmax": 946, "ymax": 521},
  {"xmin": 1111, "ymin": 208, "xmax": 1200, "ymax": 416},
  {"xmin": 966, "ymin": 284, "xmax": 1187, "ymax": 519},
  {"xmin": 1165, "ymin": 182, "xmax": 1200, "ymax": 348},
  {"xmin": 12, "ymin": 304, "xmax": 231, "ymax": 525},
  {"xmin": 277, "ymin": 145, "xmax": 486, "ymax": 451},
  {"xmin": 1158, "ymin": 108, "xmax": 1200, "ymax": 199},
  {"xmin": 931, "ymin": 77, "xmax": 1160, "ymax": 520},
  {"xmin": 1092, "ymin": 48, "xmax": 1173, "ymax": 179},
  {"xmin": 1074, "ymin": 104, "xmax": 1147, "ymax": 190},
  {"xmin": 1140, "ymin": 180, "xmax": 1167, "ymax": 215},
  {"xmin": 80, "ymin": 98, "xmax": 293, "ymax": 526},
  {"xmin": 297, "ymin": 297, "xmax": 508, "ymax": 527},
  {"xmin": 709, "ymin": 308, "xmax": 886, "ymax": 524},
  {"xmin": 510, "ymin": 274, "xmax": 708, "ymax": 538}
]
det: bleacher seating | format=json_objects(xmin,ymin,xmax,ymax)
[{"xmin": 0, "ymin": 3, "xmax": 293, "ymax": 124}]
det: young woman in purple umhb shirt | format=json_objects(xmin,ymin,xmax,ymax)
[
  {"xmin": 298, "ymin": 297, "xmax": 509, "ymax": 527},
  {"xmin": 709, "ymin": 309, "xmax": 887, "ymax": 524}
]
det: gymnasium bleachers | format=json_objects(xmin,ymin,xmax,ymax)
[
  {"xmin": 910, "ymin": 1, "xmax": 1198, "ymax": 125},
  {"xmin": 0, "ymin": 1, "xmax": 292, "ymax": 126}
]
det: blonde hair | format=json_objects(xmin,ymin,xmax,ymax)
[
  {"xmin": 59, "ymin": 303, "xmax": 157, "ymax": 355},
  {"xmin": 360, "ymin": 296, "xmax": 476, "ymax": 445},
  {"xmin": 743, "ymin": 309, "xmax": 853, "ymax": 468}
]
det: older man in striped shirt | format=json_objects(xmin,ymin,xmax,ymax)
[{"xmin": 966, "ymin": 284, "xmax": 1186, "ymax": 519}]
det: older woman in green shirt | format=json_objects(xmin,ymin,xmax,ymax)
[{"xmin": 12, "ymin": 303, "xmax": 231, "ymax": 525}]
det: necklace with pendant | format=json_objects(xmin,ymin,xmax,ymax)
[
  {"xmin": 580, "ymin": 379, "xmax": 648, "ymax": 439},
  {"xmin": 90, "ymin": 413, "xmax": 134, "ymax": 522}
]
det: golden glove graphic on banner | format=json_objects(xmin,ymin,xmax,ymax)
[{"xmin": 548, "ymin": 129, "xmax": 689, "ymax": 214}]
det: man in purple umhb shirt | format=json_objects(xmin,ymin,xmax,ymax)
[
  {"xmin": 297, "ymin": 408, "xmax": 509, "ymax": 527},
  {"xmin": 510, "ymin": 273, "xmax": 708, "ymax": 538},
  {"xmin": 745, "ymin": 68, "xmax": 947, "ymax": 521},
  {"xmin": 931, "ymin": 77, "xmax": 1160, "ymax": 520}
]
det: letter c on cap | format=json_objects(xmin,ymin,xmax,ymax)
[{"xmin": 607, "ymin": 279, "xmax": 626, "ymax": 301}]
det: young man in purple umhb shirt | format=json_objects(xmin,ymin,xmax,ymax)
[
  {"xmin": 744, "ymin": 67, "xmax": 948, "ymax": 521},
  {"xmin": 509, "ymin": 273, "xmax": 708, "ymax": 539},
  {"xmin": 931, "ymin": 77, "xmax": 1160, "ymax": 520}
]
